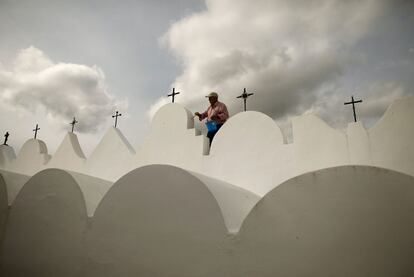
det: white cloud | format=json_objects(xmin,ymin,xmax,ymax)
[
  {"xmin": 150, "ymin": 0, "xmax": 386, "ymax": 120},
  {"xmin": 305, "ymin": 82, "xmax": 409, "ymax": 131},
  {"xmin": 0, "ymin": 46, "xmax": 127, "ymax": 133}
]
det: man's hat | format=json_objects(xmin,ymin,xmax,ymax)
[{"xmin": 206, "ymin": 92, "xmax": 218, "ymax": 98}]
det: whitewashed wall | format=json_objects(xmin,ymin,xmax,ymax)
[
  {"xmin": 206, "ymin": 111, "xmax": 295, "ymax": 196},
  {"xmin": 0, "ymin": 145, "xmax": 16, "ymax": 168},
  {"xmin": 6, "ymin": 139, "xmax": 51, "ymax": 176},
  {"xmin": 1, "ymin": 166, "xmax": 414, "ymax": 276},
  {"xmin": 133, "ymin": 103, "xmax": 207, "ymax": 173},
  {"xmin": 84, "ymin": 127, "xmax": 136, "ymax": 181},
  {"xmin": 368, "ymin": 97, "xmax": 414, "ymax": 177},
  {"xmin": 0, "ymin": 96, "xmax": 413, "ymax": 197},
  {"xmin": 292, "ymin": 114, "xmax": 349, "ymax": 175},
  {"xmin": 47, "ymin": 133, "xmax": 86, "ymax": 173}
]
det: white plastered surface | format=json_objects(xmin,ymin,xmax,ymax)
[{"xmin": 0, "ymin": 97, "xmax": 413, "ymax": 198}]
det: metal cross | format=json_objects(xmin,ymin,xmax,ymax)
[
  {"xmin": 70, "ymin": 117, "xmax": 78, "ymax": 133},
  {"xmin": 33, "ymin": 124, "xmax": 40, "ymax": 139},
  {"xmin": 3, "ymin": 132, "xmax": 9, "ymax": 145},
  {"xmin": 167, "ymin": 87, "xmax": 180, "ymax": 103},
  {"xmin": 344, "ymin": 95, "xmax": 363, "ymax": 122},
  {"xmin": 112, "ymin": 111, "xmax": 122, "ymax": 128},
  {"xmin": 236, "ymin": 88, "xmax": 254, "ymax": 111}
]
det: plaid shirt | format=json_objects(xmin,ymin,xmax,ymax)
[{"xmin": 200, "ymin": 101, "xmax": 229, "ymax": 125}]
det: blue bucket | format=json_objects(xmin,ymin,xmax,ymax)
[{"xmin": 206, "ymin": 120, "xmax": 217, "ymax": 132}]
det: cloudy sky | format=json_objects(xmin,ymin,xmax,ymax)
[{"xmin": 0, "ymin": 0, "xmax": 413, "ymax": 155}]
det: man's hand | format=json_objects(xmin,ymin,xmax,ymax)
[{"xmin": 194, "ymin": 112, "xmax": 202, "ymax": 121}]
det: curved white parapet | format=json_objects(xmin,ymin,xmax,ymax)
[
  {"xmin": 151, "ymin": 102, "xmax": 195, "ymax": 131},
  {"xmin": 1, "ymin": 96, "xmax": 413, "ymax": 197},
  {"xmin": 2, "ymin": 165, "xmax": 413, "ymax": 276},
  {"xmin": 292, "ymin": 114, "xmax": 349, "ymax": 174},
  {"xmin": 207, "ymin": 111, "xmax": 295, "ymax": 196},
  {"xmin": 0, "ymin": 169, "xmax": 88, "ymax": 277},
  {"xmin": 7, "ymin": 139, "xmax": 51, "ymax": 176},
  {"xmin": 0, "ymin": 168, "xmax": 113, "ymax": 217},
  {"xmin": 210, "ymin": 111, "xmax": 285, "ymax": 154},
  {"xmin": 135, "ymin": 103, "xmax": 207, "ymax": 172},
  {"xmin": 235, "ymin": 166, "xmax": 414, "ymax": 276},
  {"xmin": 88, "ymin": 164, "xmax": 260, "ymax": 234},
  {"xmin": 369, "ymin": 96, "xmax": 414, "ymax": 177},
  {"xmin": 0, "ymin": 164, "xmax": 258, "ymax": 233},
  {"xmin": 85, "ymin": 127, "xmax": 136, "ymax": 182},
  {"xmin": 46, "ymin": 132, "xmax": 86, "ymax": 173},
  {"xmin": 0, "ymin": 170, "xmax": 30, "ymax": 206},
  {"xmin": 0, "ymin": 145, "xmax": 16, "ymax": 169},
  {"xmin": 87, "ymin": 164, "xmax": 228, "ymax": 277}
]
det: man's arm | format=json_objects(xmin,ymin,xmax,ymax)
[{"xmin": 195, "ymin": 109, "xmax": 209, "ymax": 121}]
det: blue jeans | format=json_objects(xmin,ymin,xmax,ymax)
[{"xmin": 207, "ymin": 123, "xmax": 223, "ymax": 146}]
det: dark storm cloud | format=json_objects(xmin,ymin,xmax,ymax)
[
  {"xmin": 150, "ymin": 0, "xmax": 413, "ymax": 133},
  {"xmin": 150, "ymin": 0, "xmax": 386, "ymax": 117}
]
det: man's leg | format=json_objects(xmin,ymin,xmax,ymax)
[
  {"xmin": 207, "ymin": 124, "xmax": 223, "ymax": 146},
  {"xmin": 207, "ymin": 131, "xmax": 215, "ymax": 146}
]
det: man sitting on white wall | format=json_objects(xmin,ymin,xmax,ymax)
[{"xmin": 195, "ymin": 92, "xmax": 229, "ymax": 146}]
